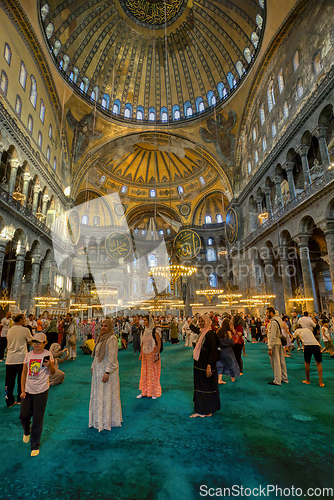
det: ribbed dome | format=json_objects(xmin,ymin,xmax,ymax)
[{"xmin": 40, "ymin": 0, "xmax": 265, "ymax": 123}]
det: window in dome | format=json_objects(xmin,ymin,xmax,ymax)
[
  {"xmin": 45, "ymin": 23, "xmax": 54, "ymax": 39},
  {"xmin": 82, "ymin": 77, "xmax": 89, "ymax": 92},
  {"xmin": 72, "ymin": 67, "xmax": 79, "ymax": 84},
  {"xmin": 255, "ymin": 150, "xmax": 259, "ymax": 163},
  {"xmin": 53, "ymin": 40, "xmax": 61, "ymax": 57},
  {"xmin": 207, "ymin": 238, "xmax": 213, "ymax": 245},
  {"xmin": 251, "ymin": 32, "xmax": 259, "ymax": 48},
  {"xmin": 209, "ymin": 273, "xmax": 218, "ymax": 287},
  {"xmin": 69, "ymin": 72, "xmax": 74, "ymax": 82},
  {"xmin": 150, "ymin": 189, "xmax": 156, "ymax": 198},
  {"xmin": 161, "ymin": 106, "xmax": 168, "ymax": 121},
  {"xmin": 236, "ymin": 61, "xmax": 246, "ymax": 77},
  {"xmin": 4, "ymin": 43, "xmax": 11, "ymax": 66},
  {"xmin": 134, "ymin": 228, "xmax": 139, "ymax": 235},
  {"xmin": 149, "ymin": 107, "xmax": 156, "ymax": 121},
  {"xmin": 0, "ymin": 70, "xmax": 8, "ymax": 96},
  {"xmin": 91, "ymin": 90, "xmax": 96, "ymax": 101},
  {"xmin": 49, "ymin": 124, "xmax": 52, "ymax": 139},
  {"xmin": 137, "ymin": 109, "xmax": 143, "ymax": 120},
  {"xmin": 247, "ymin": 162, "xmax": 252, "ymax": 174},
  {"xmin": 38, "ymin": 132, "xmax": 43, "ymax": 149},
  {"xmin": 27, "ymin": 114, "xmax": 33, "ymax": 135},
  {"xmin": 173, "ymin": 105, "xmax": 180, "ymax": 120},
  {"xmin": 46, "ymin": 146, "xmax": 50, "ymax": 162},
  {"xmin": 141, "ymin": 229, "xmax": 146, "ymax": 235},
  {"xmin": 121, "ymin": 185, "xmax": 128, "ymax": 194},
  {"xmin": 184, "ymin": 101, "xmax": 192, "ymax": 116},
  {"xmin": 41, "ymin": 3, "xmax": 49, "ymax": 21},
  {"xmin": 81, "ymin": 215, "xmax": 89, "ymax": 225},
  {"xmin": 199, "ymin": 176, "xmax": 206, "ymax": 186},
  {"xmin": 272, "ymin": 121, "xmax": 277, "ymax": 137},
  {"xmin": 148, "ymin": 254, "xmax": 157, "ymax": 268},
  {"xmin": 252, "ymin": 127, "xmax": 257, "ymax": 141},
  {"xmin": 205, "ymin": 215, "xmax": 212, "ymax": 224},
  {"xmin": 278, "ymin": 69, "xmax": 284, "ymax": 93},
  {"xmin": 63, "ymin": 55, "xmax": 70, "ymax": 72},
  {"xmin": 101, "ymin": 94, "xmax": 110, "ymax": 110},
  {"xmin": 259, "ymin": 0, "xmax": 264, "ymax": 7},
  {"xmin": 207, "ymin": 91, "xmax": 215, "ymax": 106},
  {"xmin": 207, "ymin": 248, "xmax": 217, "ymax": 261},
  {"xmin": 79, "ymin": 81, "xmax": 85, "ymax": 92},
  {"xmin": 227, "ymin": 72, "xmax": 236, "ymax": 89},
  {"xmin": 99, "ymin": 175, "xmax": 106, "ymax": 185},
  {"xmin": 19, "ymin": 62, "xmax": 27, "ymax": 89},
  {"xmin": 166, "ymin": 228, "xmax": 171, "ymax": 235},
  {"xmin": 15, "ymin": 95, "xmax": 22, "ymax": 117},
  {"xmin": 256, "ymin": 14, "xmax": 263, "ymax": 29},
  {"xmin": 244, "ymin": 47, "xmax": 252, "ymax": 64},
  {"xmin": 159, "ymin": 229, "xmax": 164, "ymax": 237},
  {"xmin": 195, "ymin": 97, "xmax": 204, "ymax": 113},
  {"xmin": 313, "ymin": 51, "xmax": 322, "ymax": 75},
  {"xmin": 93, "ymin": 216, "xmax": 100, "ymax": 226},
  {"xmin": 59, "ymin": 60, "xmax": 63, "ymax": 70},
  {"xmin": 260, "ymin": 103, "xmax": 265, "ymax": 124},
  {"xmin": 39, "ymin": 100, "xmax": 46, "ymax": 123},
  {"xmin": 133, "ymin": 277, "xmax": 138, "ymax": 295},
  {"xmin": 29, "ymin": 76, "xmax": 37, "ymax": 108},
  {"xmin": 53, "ymin": 157, "xmax": 57, "ymax": 170},
  {"xmin": 177, "ymin": 186, "xmax": 184, "ymax": 195},
  {"xmin": 297, "ymin": 78, "xmax": 303, "ymax": 98},
  {"xmin": 293, "ymin": 51, "xmax": 299, "ymax": 71},
  {"xmin": 124, "ymin": 103, "xmax": 132, "ymax": 118},
  {"xmin": 283, "ymin": 100, "xmax": 289, "ymax": 118},
  {"xmin": 262, "ymin": 136, "xmax": 267, "ymax": 151},
  {"xmin": 216, "ymin": 214, "xmax": 223, "ymax": 223},
  {"xmin": 267, "ymin": 81, "xmax": 275, "ymax": 111}
]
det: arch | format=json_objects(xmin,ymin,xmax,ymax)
[
  {"xmin": 124, "ymin": 103, "xmax": 132, "ymax": 118},
  {"xmin": 195, "ymin": 97, "xmax": 204, "ymax": 113},
  {"xmin": 236, "ymin": 61, "xmax": 245, "ymax": 78},
  {"xmin": 19, "ymin": 62, "xmax": 27, "ymax": 89},
  {"xmin": 101, "ymin": 94, "xmax": 110, "ymax": 110},
  {"xmin": 137, "ymin": 106, "xmax": 144, "ymax": 120},
  {"xmin": 27, "ymin": 115, "xmax": 34, "ymax": 135},
  {"xmin": 209, "ymin": 273, "xmax": 218, "ymax": 287},
  {"xmin": 184, "ymin": 101, "xmax": 192, "ymax": 117},
  {"xmin": 217, "ymin": 82, "xmax": 227, "ymax": 100},
  {"xmin": 149, "ymin": 107, "xmax": 156, "ymax": 121},
  {"xmin": 298, "ymin": 215, "xmax": 316, "ymax": 235},
  {"xmin": 4, "ymin": 43, "xmax": 11, "ymax": 65},
  {"xmin": 318, "ymin": 104, "xmax": 333, "ymax": 125},
  {"xmin": 244, "ymin": 47, "xmax": 252, "ymax": 64},
  {"xmin": 300, "ymin": 130, "xmax": 312, "ymax": 147},
  {"xmin": 41, "ymin": 3, "xmax": 49, "ymax": 20},
  {"xmin": 15, "ymin": 95, "xmax": 22, "ymax": 117},
  {"xmin": 160, "ymin": 106, "xmax": 168, "ymax": 121},
  {"xmin": 53, "ymin": 40, "xmax": 61, "ymax": 57},
  {"xmin": 0, "ymin": 71, "xmax": 8, "ymax": 96},
  {"xmin": 39, "ymin": 100, "xmax": 46, "ymax": 123},
  {"xmin": 172, "ymin": 105, "xmax": 181, "ymax": 120},
  {"xmin": 256, "ymin": 14, "xmax": 263, "ymax": 29},
  {"xmin": 45, "ymin": 23, "xmax": 54, "ymax": 39},
  {"xmin": 251, "ymin": 32, "xmax": 259, "ymax": 48},
  {"xmin": 206, "ymin": 248, "xmax": 217, "ymax": 261},
  {"xmin": 29, "ymin": 76, "xmax": 37, "ymax": 108},
  {"xmin": 227, "ymin": 72, "xmax": 236, "ymax": 89}
]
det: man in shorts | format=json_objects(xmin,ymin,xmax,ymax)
[{"xmin": 293, "ymin": 323, "xmax": 324, "ymax": 387}]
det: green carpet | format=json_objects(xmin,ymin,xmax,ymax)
[{"xmin": 0, "ymin": 343, "xmax": 333, "ymax": 500}]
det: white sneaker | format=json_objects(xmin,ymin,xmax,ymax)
[{"xmin": 136, "ymin": 394, "xmax": 143, "ymax": 399}]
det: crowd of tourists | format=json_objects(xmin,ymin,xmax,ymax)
[{"xmin": 1, "ymin": 306, "xmax": 333, "ymax": 456}]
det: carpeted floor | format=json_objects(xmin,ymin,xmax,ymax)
[{"xmin": 0, "ymin": 342, "xmax": 333, "ymax": 500}]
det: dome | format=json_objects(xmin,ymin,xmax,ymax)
[{"xmin": 40, "ymin": 0, "xmax": 265, "ymax": 123}]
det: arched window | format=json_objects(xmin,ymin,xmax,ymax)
[
  {"xmin": 236, "ymin": 61, "xmax": 246, "ymax": 77},
  {"xmin": 207, "ymin": 91, "xmax": 215, "ymax": 106},
  {"xmin": 205, "ymin": 215, "xmax": 212, "ymax": 224},
  {"xmin": 256, "ymin": 14, "xmax": 263, "ymax": 29},
  {"xmin": 101, "ymin": 94, "xmax": 110, "ymax": 110},
  {"xmin": 262, "ymin": 136, "xmax": 267, "ymax": 151},
  {"xmin": 178, "ymin": 186, "xmax": 184, "ymax": 195},
  {"xmin": 99, "ymin": 175, "xmax": 106, "ymax": 185},
  {"xmin": 38, "ymin": 132, "xmax": 43, "ymax": 149},
  {"xmin": 0, "ymin": 70, "xmax": 8, "ymax": 96},
  {"xmin": 247, "ymin": 162, "xmax": 252, "ymax": 174},
  {"xmin": 148, "ymin": 254, "xmax": 157, "ymax": 268},
  {"xmin": 267, "ymin": 81, "xmax": 275, "ymax": 111},
  {"xmin": 27, "ymin": 114, "xmax": 33, "ymax": 135},
  {"xmin": 255, "ymin": 150, "xmax": 259, "ymax": 163},
  {"xmin": 15, "ymin": 95, "xmax": 22, "ymax": 117},
  {"xmin": 159, "ymin": 229, "xmax": 164, "ymax": 237},
  {"xmin": 29, "ymin": 76, "xmax": 37, "ymax": 108},
  {"xmin": 41, "ymin": 3, "xmax": 49, "ymax": 20},
  {"xmin": 53, "ymin": 40, "xmax": 61, "ymax": 57},
  {"xmin": 209, "ymin": 273, "xmax": 218, "ymax": 287},
  {"xmin": 120, "ymin": 185, "xmax": 127, "ymax": 194},
  {"xmin": 49, "ymin": 124, "xmax": 52, "ymax": 139},
  {"xmin": 81, "ymin": 215, "xmax": 89, "ymax": 225},
  {"xmin": 45, "ymin": 23, "xmax": 54, "ymax": 39},
  {"xmin": 79, "ymin": 81, "xmax": 85, "ymax": 92},
  {"xmin": 59, "ymin": 60, "xmax": 63, "ymax": 70},
  {"xmin": 53, "ymin": 157, "xmax": 57, "ymax": 170},
  {"xmin": 313, "ymin": 51, "xmax": 322, "ymax": 75},
  {"xmin": 293, "ymin": 51, "xmax": 299, "ymax": 71},
  {"xmin": 93, "ymin": 216, "xmax": 100, "ymax": 226},
  {"xmin": 260, "ymin": 103, "xmax": 265, "ymax": 125},
  {"xmin": 62, "ymin": 54, "xmax": 70, "ymax": 72},
  {"xmin": 278, "ymin": 69, "xmax": 284, "ymax": 93},
  {"xmin": 69, "ymin": 72, "xmax": 74, "ymax": 82},
  {"xmin": 227, "ymin": 72, "xmax": 236, "ymax": 89},
  {"xmin": 4, "ymin": 43, "xmax": 11, "ymax": 65},
  {"xmin": 149, "ymin": 107, "xmax": 156, "ymax": 121},
  {"xmin": 272, "ymin": 121, "xmax": 277, "ymax": 137},
  {"xmin": 172, "ymin": 105, "xmax": 180, "ymax": 120},
  {"xmin": 160, "ymin": 106, "xmax": 168, "ymax": 122},
  {"xmin": 283, "ymin": 101, "xmax": 289, "ymax": 118},
  {"xmin": 297, "ymin": 78, "xmax": 303, "ymax": 98},
  {"xmin": 184, "ymin": 101, "xmax": 192, "ymax": 116},
  {"xmin": 252, "ymin": 127, "xmax": 257, "ymax": 141},
  {"xmin": 251, "ymin": 32, "xmax": 259, "ymax": 48},
  {"xmin": 217, "ymin": 82, "xmax": 226, "ymax": 99},
  {"xmin": 216, "ymin": 214, "xmax": 223, "ymax": 223},
  {"xmin": 206, "ymin": 248, "xmax": 217, "ymax": 262},
  {"xmin": 39, "ymin": 100, "xmax": 46, "ymax": 123},
  {"xmin": 150, "ymin": 189, "xmax": 156, "ymax": 198},
  {"xmin": 166, "ymin": 228, "xmax": 171, "ymax": 235},
  {"xmin": 46, "ymin": 146, "xmax": 50, "ymax": 161},
  {"xmin": 244, "ymin": 47, "xmax": 252, "ymax": 64},
  {"xmin": 207, "ymin": 238, "xmax": 213, "ymax": 245},
  {"xmin": 136, "ymin": 105, "xmax": 144, "ymax": 120},
  {"xmin": 199, "ymin": 176, "xmax": 206, "ymax": 186},
  {"xmin": 19, "ymin": 61, "xmax": 27, "ymax": 89},
  {"xmin": 124, "ymin": 103, "xmax": 132, "ymax": 118},
  {"xmin": 133, "ymin": 277, "xmax": 138, "ymax": 295},
  {"xmin": 91, "ymin": 90, "xmax": 96, "ymax": 101},
  {"xmin": 72, "ymin": 67, "xmax": 79, "ymax": 83},
  {"xmin": 195, "ymin": 97, "xmax": 204, "ymax": 113}
]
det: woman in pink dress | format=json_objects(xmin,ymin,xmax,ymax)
[{"xmin": 137, "ymin": 315, "xmax": 162, "ymax": 400}]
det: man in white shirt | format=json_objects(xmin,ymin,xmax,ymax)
[
  {"xmin": 0, "ymin": 311, "xmax": 11, "ymax": 361},
  {"xmin": 5, "ymin": 314, "xmax": 33, "ymax": 407},
  {"xmin": 293, "ymin": 324, "xmax": 324, "ymax": 387},
  {"xmin": 298, "ymin": 311, "xmax": 316, "ymax": 331},
  {"xmin": 266, "ymin": 307, "xmax": 289, "ymax": 386}
]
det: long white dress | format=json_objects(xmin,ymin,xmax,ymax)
[{"xmin": 89, "ymin": 336, "xmax": 122, "ymax": 431}]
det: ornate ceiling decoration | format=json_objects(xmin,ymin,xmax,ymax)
[{"xmin": 40, "ymin": 0, "xmax": 265, "ymax": 123}]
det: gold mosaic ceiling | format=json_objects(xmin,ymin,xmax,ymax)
[{"xmin": 40, "ymin": 0, "xmax": 265, "ymax": 123}]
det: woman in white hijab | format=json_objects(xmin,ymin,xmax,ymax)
[{"xmin": 137, "ymin": 315, "xmax": 162, "ymax": 399}]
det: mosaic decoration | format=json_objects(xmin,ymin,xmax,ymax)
[
  {"xmin": 174, "ymin": 229, "xmax": 201, "ymax": 260},
  {"xmin": 121, "ymin": 0, "xmax": 187, "ymax": 28}
]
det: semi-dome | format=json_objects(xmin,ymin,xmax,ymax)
[{"xmin": 40, "ymin": 0, "xmax": 265, "ymax": 124}]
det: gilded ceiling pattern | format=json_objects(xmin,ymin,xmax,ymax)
[{"xmin": 40, "ymin": 0, "xmax": 265, "ymax": 123}]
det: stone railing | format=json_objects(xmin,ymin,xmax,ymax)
[{"xmin": 242, "ymin": 168, "xmax": 334, "ymax": 247}]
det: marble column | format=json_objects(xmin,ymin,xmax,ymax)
[
  {"xmin": 263, "ymin": 256, "xmax": 276, "ymax": 307},
  {"xmin": 8, "ymin": 158, "xmax": 20, "ymax": 196},
  {"xmin": 42, "ymin": 194, "xmax": 48, "ymax": 215},
  {"xmin": 285, "ymin": 161, "xmax": 296, "ymax": 200},
  {"xmin": 297, "ymin": 145, "xmax": 312, "ymax": 186},
  {"xmin": 298, "ymin": 235, "xmax": 318, "ymax": 313},
  {"xmin": 324, "ymin": 228, "xmax": 334, "ymax": 294},
  {"xmin": 28, "ymin": 252, "xmax": 41, "ymax": 314},
  {"xmin": 22, "ymin": 173, "xmax": 31, "ymax": 207},
  {"xmin": 264, "ymin": 187, "xmax": 273, "ymax": 218},
  {"xmin": 0, "ymin": 239, "xmax": 7, "ymax": 284},
  {"xmin": 32, "ymin": 183, "xmax": 41, "ymax": 214},
  {"xmin": 279, "ymin": 244, "xmax": 293, "ymax": 314},
  {"xmin": 97, "ymin": 242, "xmax": 101, "ymax": 263},
  {"xmin": 256, "ymin": 195, "xmax": 263, "ymax": 214},
  {"xmin": 10, "ymin": 248, "xmax": 26, "ymax": 304},
  {"xmin": 316, "ymin": 125, "xmax": 330, "ymax": 170},
  {"xmin": 274, "ymin": 176, "xmax": 284, "ymax": 209}
]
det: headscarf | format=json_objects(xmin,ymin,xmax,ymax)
[
  {"xmin": 50, "ymin": 343, "xmax": 61, "ymax": 356},
  {"xmin": 141, "ymin": 315, "xmax": 156, "ymax": 354},
  {"xmin": 193, "ymin": 315, "xmax": 212, "ymax": 361},
  {"xmin": 93, "ymin": 318, "xmax": 114, "ymax": 362}
]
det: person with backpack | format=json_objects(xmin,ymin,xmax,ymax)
[{"xmin": 137, "ymin": 315, "xmax": 162, "ymax": 400}]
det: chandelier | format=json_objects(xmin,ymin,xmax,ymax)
[
  {"xmin": 35, "ymin": 284, "xmax": 60, "ymax": 308},
  {"xmin": 12, "ymin": 185, "xmax": 26, "ymax": 204},
  {"xmin": 288, "ymin": 286, "xmax": 314, "ymax": 310},
  {"xmin": 195, "ymin": 289, "xmax": 225, "ymax": 303},
  {"xmin": 90, "ymin": 273, "xmax": 118, "ymax": 298},
  {"xmin": 0, "ymin": 288, "xmax": 16, "ymax": 309},
  {"xmin": 149, "ymin": 264, "xmax": 196, "ymax": 290},
  {"xmin": 36, "ymin": 206, "xmax": 46, "ymax": 222}
]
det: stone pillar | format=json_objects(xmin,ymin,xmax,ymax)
[
  {"xmin": 298, "ymin": 235, "xmax": 318, "ymax": 313},
  {"xmin": 22, "ymin": 173, "xmax": 31, "ymax": 207},
  {"xmin": 285, "ymin": 161, "xmax": 296, "ymax": 200},
  {"xmin": 274, "ymin": 176, "xmax": 284, "ymax": 209},
  {"xmin": 10, "ymin": 248, "xmax": 26, "ymax": 304},
  {"xmin": 324, "ymin": 228, "xmax": 334, "ymax": 294},
  {"xmin": 316, "ymin": 125, "xmax": 330, "ymax": 170},
  {"xmin": 256, "ymin": 195, "xmax": 263, "ymax": 214},
  {"xmin": 28, "ymin": 252, "xmax": 41, "ymax": 314},
  {"xmin": 8, "ymin": 158, "xmax": 20, "ymax": 196},
  {"xmin": 264, "ymin": 187, "xmax": 273, "ymax": 218},
  {"xmin": 42, "ymin": 194, "xmax": 48, "ymax": 215},
  {"xmin": 297, "ymin": 145, "xmax": 312, "ymax": 186},
  {"xmin": 97, "ymin": 242, "xmax": 101, "ymax": 262},
  {"xmin": 32, "ymin": 183, "xmax": 41, "ymax": 214},
  {"xmin": 0, "ymin": 239, "xmax": 7, "ymax": 283},
  {"xmin": 263, "ymin": 257, "xmax": 276, "ymax": 307},
  {"xmin": 279, "ymin": 244, "xmax": 293, "ymax": 314}
]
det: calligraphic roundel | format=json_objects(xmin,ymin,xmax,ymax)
[
  {"xmin": 174, "ymin": 230, "xmax": 201, "ymax": 260},
  {"xmin": 67, "ymin": 210, "xmax": 80, "ymax": 246},
  {"xmin": 225, "ymin": 208, "xmax": 238, "ymax": 245},
  {"xmin": 106, "ymin": 232, "xmax": 132, "ymax": 260}
]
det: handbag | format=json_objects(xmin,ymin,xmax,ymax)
[{"xmin": 273, "ymin": 319, "xmax": 287, "ymax": 346}]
